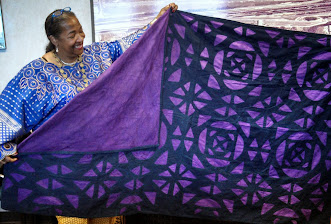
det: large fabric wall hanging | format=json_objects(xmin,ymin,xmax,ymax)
[{"xmin": 2, "ymin": 10, "xmax": 330, "ymax": 224}]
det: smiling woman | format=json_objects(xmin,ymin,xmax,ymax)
[
  {"xmin": 45, "ymin": 8, "xmax": 86, "ymax": 63},
  {"xmin": 0, "ymin": 2, "xmax": 6, "ymax": 50}
]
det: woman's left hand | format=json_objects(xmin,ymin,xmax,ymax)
[
  {"xmin": 0, "ymin": 153, "xmax": 18, "ymax": 167},
  {"xmin": 156, "ymin": 3, "xmax": 178, "ymax": 19}
]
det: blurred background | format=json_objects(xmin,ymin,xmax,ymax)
[{"xmin": 93, "ymin": 0, "xmax": 331, "ymax": 42}]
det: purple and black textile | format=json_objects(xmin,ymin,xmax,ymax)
[{"xmin": 2, "ymin": 11, "xmax": 331, "ymax": 223}]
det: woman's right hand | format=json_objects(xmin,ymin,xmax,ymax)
[{"xmin": 156, "ymin": 3, "xmax": 178, "ymax": 19}]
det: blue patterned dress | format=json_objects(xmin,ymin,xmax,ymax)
[{"xmin": 0, "ymin": 27, "xmax": 149, "ymax": 161}]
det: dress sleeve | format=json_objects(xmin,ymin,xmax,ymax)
[
  {"xmin": 0, "ymin": 64, "xmax": 53, "ymax": 160},
  {"xmin": 88, "ymin": 23, "xmax": 152, "ymax": 67},
  {"xmin": 86, "ymin": 19, "xmax": 156, "ymax": 68},
  {"xmin": 0, "ymin": 75, "xmax": 26, "ymax": 160},
  {"xmin": 117, "ymin": 23, "xmax": 152, "ymax": 54}
]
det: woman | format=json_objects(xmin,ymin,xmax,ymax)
[{"xmin": 0, "ymin": 3, "xmax": 178, "ymax": 224}]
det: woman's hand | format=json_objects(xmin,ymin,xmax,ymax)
[
  {"xmin": 156, "ymin": 3, "xmax": 178, "ymax": 19},
  {"xmin": 0, "ymin": 153, "xmax": 18, "ymax": 166}
]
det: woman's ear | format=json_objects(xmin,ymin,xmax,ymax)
[{"xmin": 49, "ymin": 35, "xmax": 58, "ymax": 47}]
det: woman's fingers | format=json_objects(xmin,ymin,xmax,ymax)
[
  {"xmin": 168, "ymin": 3, "xmax": 178, "ymax": 12},
  {"xmin": 162, "ymin": 3, "xmax": 178, "ymax": 13},
  {"xmin": 1, "ymin": 155, "xmax": 18, "ymax": 164}
]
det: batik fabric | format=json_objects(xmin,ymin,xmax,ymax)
[{"xmin": 2, "ymin": 10, "xmax": 331, "ymax": 224}]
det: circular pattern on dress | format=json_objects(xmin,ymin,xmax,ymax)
[
  {"xmin": 94, "ymin": 55, "xmax": 103, "ymax": 62},
  {"xmin": 1, "ymin": 144, "xmax": 13, "ymax": 152},
  {"xmin": 60, "ymin": 83, "xmax": 70, "ymax": 93},
  {"xmin": 103, "ymin": 65, "xmax": 110, "ymax": 71},
  {"xmin": 49, "ymin": 74, "xmax": 63, "ymax": 84},
  {"xmin": 37, "ymin": 72, "xmax": 47, "ymax": 83},
  {"xmin": 28, "ymin": 78, "xmax": 38, "ymax": 88},
  {"xmin": 23, "ymin": 68, "xmax": 35, "ymax": 78},
  {"xmin": 72, "ymin": 70, "xmax": 82, "ymax": 79},
  {"xmin": 31, "ymin": 60, "xmax": 44, "ymax": 69},
  {"xmin": 84, "ymin": 55, "xmax": 93, "ymax": 64},
  {"xmin": 45, "ymin": 64, "xmax": 57, "ymax": 73},
  {"xmin": 92, "ymin": 44, "xmax": 101, "ymax": 52},
  {"xmin": 101, "ymin": 51, "xmax": 110, "ymax": 59},
  {"xmin": 92, "ymin": 63, "xmax": 101, "ymax": 71},
  {"xmin": 46, "ymin": 82, "xmax": 53, "ymax": 92},
  {"xmin": 87, "ymin": 73, "xmax": 96, "ymax": 80}
]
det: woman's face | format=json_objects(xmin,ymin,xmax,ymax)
[{"xmin": 55, "ymin": 16, "xmax": 85, "ymax": 59}]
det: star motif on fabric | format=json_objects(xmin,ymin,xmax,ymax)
[
  {"xmin": 247, "ymin": 138, "xmax": 271, "ymax": 163},
  {"xmin": 200, "ymin": 172, "xmax": 228, "ymax": 195},
  {"xmin": 246, "ymin": 96, "xmax": 292, "ymax": 128},
  {"xmin": 153, "ymin": 163, "xmax": 196, "ymax": 196},
  {"xmin": 278, "ymin": 183, "xmax": 303, "ymax": 205},
  {"xmin": 124, "ymin": 166, "xmax": 150, "ymax": 191},
  {"xmin": 74, "ymin": 160, "xmax": 118, "ymax": 199},
  {"xmin": 169, "ymin": 82, "xmax": 212, "ymax": 116},
  {"xmin": 232, "ymin": 173, "xmax": 272, "ymax": 205},
  {"xmin": 171, "ymin": 126, "xmax": 195, "ymax": 152},
  {"xmin": 215, "ymin": 94, "xmax": 244, "ymax": 117}
]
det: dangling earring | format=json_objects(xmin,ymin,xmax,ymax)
[{"xmin": 56, "ymin": 46, "xmax": 59, "ymax": 53}]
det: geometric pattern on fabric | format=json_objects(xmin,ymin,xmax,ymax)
[
  {"xmin": 2, "ymin": 11, "xmax": 331, "ymax": 224},
  {"xmin": 0, "ymin": 109, "xmax": 22, "ymax": 142},
  {"xmin": 0, "ymin": 121, "xmax": 17, "ymax": 143},
  {"xmin": 0, "ymin": 109, "xmax": 21, "ymax": 159},
  {"xmin": 118, "ymin": 25, "xmax": 150, "ymax": 52}
]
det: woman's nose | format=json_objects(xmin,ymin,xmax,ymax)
[{"xmin": 77, "ymin": 34, "xmax": 84, "ymax": 42}]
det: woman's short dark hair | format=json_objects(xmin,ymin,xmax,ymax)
[{"xmin": 45, "ymin": 9, "xmax": 77, "ymax": 53}]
